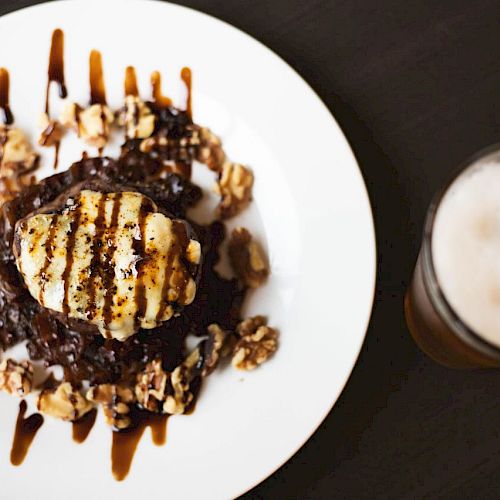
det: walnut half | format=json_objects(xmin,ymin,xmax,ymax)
[
  {"xmin": 232, "ymin": 316, "xmax": 278, "ymax": 370},
  {"xmin": 228, "ymin": 227, "xmax": 268, "ymax": 288},
  {"xmin": 196, "ymin": 127, "xmax": 226, "ymax": 172},
  {"xmin": 61, "ymin": 102, "xmax": 114, "ymax": 149},
  {"xmin": 216, "ymin": 162, "xmax": 254, "ymax": 219},
  {"xmin": 117, "ymin": 95, "xmax": 156, "ymax": 139},
  {"xmin": 163, "ymin": 351, "xmax": 197, "ymax": 415},
  {"xmin": 87, "ymin": 384, "xmax": 136, "ymax": 430},
  {"xmin": 0, "ymin": 359, "xmax": 33, "ymax": 397},
  {"xmin": 37, "ymin": 382, "xmax": 94, "ymax": 421}
]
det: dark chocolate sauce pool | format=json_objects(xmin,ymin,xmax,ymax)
[
  {"xmin": 10, "ymin": 401, "xmax": 44, "ymax": 466},
  {"xmin": 0, "ymin": 68, "xmax": 14, "ymax": 125}
]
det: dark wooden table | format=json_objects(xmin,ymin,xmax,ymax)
[{"xmin": 4, "ymin": 0, "xmax": 500, "ymax": 498}]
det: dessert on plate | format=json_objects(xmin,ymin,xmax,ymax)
[{"xmin": 0, "ymin": 29, "xmax": 278, "ymax": 479}]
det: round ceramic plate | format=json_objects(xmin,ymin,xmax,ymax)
[{"xmin": 0, "ymin": 0, "xmax": 376, "ymax": 498}]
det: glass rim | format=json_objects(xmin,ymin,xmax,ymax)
[{"xmin": 422, "ymin": 142, "xmax": 500, "ymax": 362}]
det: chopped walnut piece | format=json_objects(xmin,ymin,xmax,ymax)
[
  {"xmin": 0, "ymin": 359, "xmax": 33, "ymax": 397},
  {"xmin": 202, "ymin": 324, "xmax": 227, "ymax": 376},
  {"xmin": 164, "ymin": 366, "xmax": 193, "ymax": 415},
  {"xmin": 0, "ymin": 126, "xmax": 38, "ymax": 173},
  {"xmin": 228, "ymin": 227, "xmax": 268, "ymax": 288},
  {"xmin": 163, "ymin": 348, "xmax": 200, "ymax": 415},
  {"xmin": 196, "ymin": 127, "xmax": 226, "ymax": 172},
  {"xmin": 61, "ymin": 102, "xmax": 114, "ymax": 148},
  {"xmin": 135, "ymin": 325, "xmax": 225, "ymax": 415},
  {"xmin": 117, "ymin": 95, "xmax": 156, "ymax": 139},
  {"xmin": 135, "ymin": 359, "xmax": 168, "ymax": 412},
  {"xmin": 87, "ymin": 384, "xmax": 135, "ymax": 430},
  {"xmin": 0, "ymin": 125, "xmax": 38, "ymax": 206},
  {"xmin": 139, "ymin": 129, "xmax": 200, "ymax": 159},
  {"xmin": 37, "ymin": 382, "xmax": 94, "ymax": 421},
  {"xmin": 232, "ymin": 316, "xmax": 278, "ymax": 370},
  {"xmin": 38, "ymin": 112, "xmax": 64, "ymax": 147},
  {"xmin": 216, "ymin": 162, "xmax": 254, "ymax": 219}
]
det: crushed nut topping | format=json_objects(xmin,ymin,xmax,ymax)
[
  {"xmin": 196, "ymin": 127, "xmax": 226, "ymax": 172},
  {"xmin": 37, "ymin": 382, "xmax": 94, "ymax": 421},
  {"xmin": 228, "ymin": 227, "xmax": 268, "ymax": 288},
  {"xmin": 87, "ymin": 384, "xmax": 136, "ymax": 430},
  {"xmin": 135, "ymin": 359, "xmax": 168, "ymax": 413},
  {"xmin": 163, "ymin": 360, "xmax": 194, "ymax": 415},
  {"xmin": 38, "ymin": 112, "xmax": 64, "ymax": 147},
  {"xmin": 0, "ymin": 125, "xmax": 38, "ymax": 206},
  {"xmin": 0, "ymin": 126, "xmax": 38, "ymax": 172},
  {"xmin": 216, "ymin": 162, "xmax": 254, "ymax": 219},
  {"xmin": 135, "ymin": 325, "xmax": 226, "ymax": 415},
  {"xmin": 232, "ymin": 316, "xmax": 278, "ymax": 370},
  {"xmin": 165, "ymin": 344, "xmax": 208, "ymax": 415},
  {"xmin": 117, "ymin": 95, "xmax": 156, "ymax": 139},
  {"xmin": 61, "ymin": 102, "xmax": 114, "ymax": 148},
  {"xmin": 139, "ymin": 129, "xmax": 201, "ymax": 161},
  {"xmin": 139, "ymin": 126, "xmax": 229, "ymax": 177},
  {"xmin": 0, "ymin": 359, "xmax": 33, "ymax": 397}
]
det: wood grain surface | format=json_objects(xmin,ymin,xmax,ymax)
[{"xmin": 3, "ymin": 1, "xmax": 500, "ymax": 498}]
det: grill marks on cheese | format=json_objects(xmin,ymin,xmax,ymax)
[{"xmin": 15, "ymin": 190, "xmax": 199, "ymax": 341}]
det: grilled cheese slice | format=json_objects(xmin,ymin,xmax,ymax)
[{"xmin": 14, "ymin": 190, "xmax": 200, "ymax": 341}]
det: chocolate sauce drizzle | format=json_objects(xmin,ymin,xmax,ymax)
[
  {"xmin": 45, "ymin": 28, "xmax": 67, "ymax": 116},
  {"xmin": 111, "ymin": 413, "xmax": 168, "ymax": 481},
  {"xmin": 85, "ymin": 194, "xmax": 107, "ymax": 320},
  {"xmin": 61, "ymin": 205, "xmax": 82, "ymax": 314},
  {"xmin": 151, "ymin": 71, "xmax": 172, "ymax": 107},
  {"xmin": 0, "ymin": 68, "xmax": 14, "ymax": 125},
  {"xmin": 102, "ymin": 193, "xmax": 123, "ymax": 327},
  {"xmin": 10, "ymin": 401, "xmax": 44, "ymax": 466},
  {"xmin": 37, "ymin": 214, "xmax": 61, "ymax": 306},
  {"xmin": 72, "ymin": 409, "xmax": 97, "ymax": 443},
  {"xmin": 44, "ymin": 29, "xmax": 67, "ymax": 169},
  {"xmin": 89, "ymin": 50, "xmax": 108, "ymax": 155},
  {"xmin": 132, "ymin": 199, "xmax": 149, "ymax": 329},
  {"xmin": 180, "ymin": 67, "xmax": 192, "ymax": 119},
  {"xmin": 124, "ymin": 66, "xmax": 139, "ymax": 97},
  {"xmin": 89, "ymin": 50, "xmax": 107, "ymax": 106}
]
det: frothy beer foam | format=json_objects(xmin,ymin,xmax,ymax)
[{"xmin": 433, "ymin": 159, "xmax": 500, "ymax": 347}]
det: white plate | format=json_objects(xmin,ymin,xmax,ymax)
[{"xmin": 0, "ymin": 1, "xmax": 376, "ymax": 498}]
